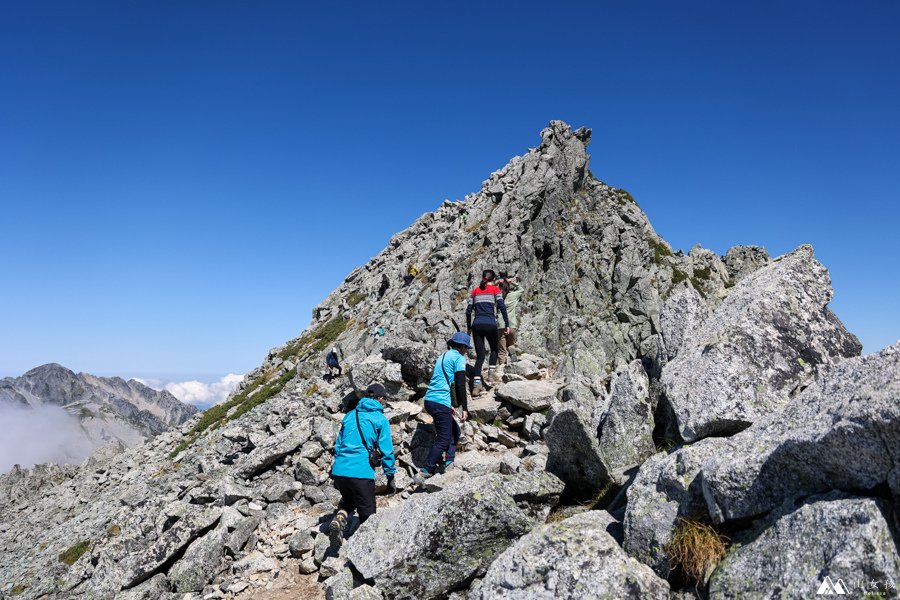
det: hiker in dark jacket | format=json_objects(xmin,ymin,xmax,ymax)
[
  {"xmin": 465, "ymin": 269, "xmax": 509, "ymax": 395},
  {"xmin": 414, "ymin": 332, "xmax": 471, "ymax": 484},
  {"xmin": 329, "ymin": 383, "xmax": 396, "ymax": 547},
  {"xmin": 325, "ymin": 347, "xmax": 342, "ymax": 378}
]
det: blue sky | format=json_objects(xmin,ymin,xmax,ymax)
[{"xmin": 1, "ymin": 1, "xmax": 898, "ymax": 381}]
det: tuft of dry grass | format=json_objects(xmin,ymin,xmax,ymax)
[{"xmin": 666, "ymin": 518, "xmax": 728, "ymax": 583}]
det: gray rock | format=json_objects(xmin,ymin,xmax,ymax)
[
  {"xmin": 321, "ymin": 555, "xmax": 346, "ymax": 578},
  {"xmin": 225, "ymin": 516, "xmax": 260, "ymax": 556},
  {"xmin": 102, "ymin": 506, "xmax": 221, "ymax": 592},
  {"xmin": 324, "ymin": 567, "xmax": 356, "ymax": 600},
  {"xmin": 495, "ymin": 380, "xmax": 560, "ymax": 412},
  {"xmin": 702, "ymin": 343, "xmax": 900, "ymax": 524},
  {"xmin": 469, "ymin": 395, "xmax": 501, "ymax": 422},
  {"xmin": 623, "ymin": 438, "xmax": 724, "ymax": 577},
  {"xmin": 474, "ymin": 511, "xmax": 670, "ymax": 599},
  {"xmin": 658, "ymin": 284, "xmax": 708, "ymax": 363},
  {"xmin": 115, "ymin": 574, "xmax": 171, "ymax": 600},
  {"xmin": 522, "ymin": 412, "xmax": 547, "ymax": 441},
  {"xmin": 348, "ymin": 357, "xmax": 409, "ymax": 401},
  {"xmin": 381, "ymin": 340, "xmax": 441, "ymax": 383},
  {"xmin": 505, "ymin": 358, "xmax": 540, "ymax": 378},
  {"xmin": 661, "ymin": 245, "xmax": 861, "ymax": 442},
  {"xmin": 596, "ymin": 360, "xmax": 655, "ymax": 480},
  {"xmin": 709, "ymin": 492, "xmax": 900, "ymax": 599},
  {"xmin": 167, "ymin": 526, "xmax": 226, "ymax": 592},
  {"xmin": 294, "ymin": 456, "xmax": 323, "ymax": 486},
  {"xmin": 723, "ymin": 245, "xmax": 770, "ymax": 284},
  {"xmin": 453, "ymin": 450, "xmax": 503, "ymax": 476},
  {"xmin": 236, "ymin": 420, "xmax": 312, "ymax": 479},
  {"xmin": 346, "ymin": 472, "xmax": 564, "ymax": 600},
  {"xmin": 500, "ymin": 453, "xmax": 521, "ymax": 475},
  {"xmin": 305, "ymin": 484, "xmax": 328, "ymax": 505},
  {"xmin": 222, "ymin": 480, "xmax": 255, "ymax": 505},
  {"xmin": 233, "ymin": 550, "xmax": 278, "ymax": 575},
  {"xmin": 545, "ymin": 387, "xmax": 610, "ymax": 492},
  {"xmin": 300, "ymin": 556, "xmax": 318, "ymax": 574},
  {"xmin": 263, "ymin": 474, "xmax": 298, "ymax": 503},
  {"xmin": 289, "ymin": 529, "xmax": 315, "ymax": 558},
  {"xmin": 383, "ymin": 400, "xmax": 422, "ymax": 423},
  {"xmin": 351, "ymin": 584, "xmax": 384, "ymax": 600}
]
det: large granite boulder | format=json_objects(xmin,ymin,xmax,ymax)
[
  {"xmin": 545, "ymin": 387, "xmax": 609, "ymax": 492},
  {"xmin": 709, "ymin": 492, "xmax": 900, "ymax": 599},
  {"xmin": 235, "ymin": 420, "xmax": 312, "ymax": 479},
  {"xmin": 92, "ymin": 506, "xmax": 222, "ymax": 595},
  {"xmin": 347, "ymin": 355, "xmax": 408, "ymax": 400},
  {"xmin": 546, "ymin": 362, "xmax": 655, "ymax": 491},
  {"xmin": 380, "ymin": 339, "xmax": 441, "ymax": 383},
  {"xmin": 167, "ymin": 526, "xmax": 227, "ymax": 592},
  {"xmin": 345, "ymin": 471, "xmax": 564, "ymax": 600},
  {"xmin": 473, "ymin": 510, "xmax": 670, "ymax": 599},
  {"xmin": 623, "ymin": 438, "xmax": 724, "ymax": 577},
  {"xmin": 496, "ymin": 380, "xmax": 561, "ymax": 412},
  {"xmin": 702, "ymin": 343, "xmax": 900, "ymax": 524},
  {"xmin": 661, "ymin": 245, "xmax": 861, "ymax": 442},
  {"xmin": 657, "ymin": 284, "xmax": 708, "ymax": 364},
  {"xmin": 596, "ymin": 360, "xmax": 655, "ymax": 479}
]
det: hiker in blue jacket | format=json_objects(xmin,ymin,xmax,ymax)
[
  {"xmin": 329, "ymin": 383, "xmax": 396, "ymax": 547},
  {"xmin": 414, "ymin": 332, "xmax": 471, "ymax": 485}
]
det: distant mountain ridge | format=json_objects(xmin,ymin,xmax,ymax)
[{"xmin": 0, "ymin": 363, "xmax": 198, "ymax": 455}]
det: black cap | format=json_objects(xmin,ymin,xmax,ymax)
[{"xmin": 365, "ymin": 383, "xmax": 387, "ymax": 398}]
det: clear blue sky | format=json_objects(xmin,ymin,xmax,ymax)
[{"xmin": 1, "ymin": 1, "xmax": 898, "ymax": 379}]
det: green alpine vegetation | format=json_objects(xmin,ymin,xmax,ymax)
[{"xmin": 58, "ymin": 541, "xmax": 91, "ymax": 566}]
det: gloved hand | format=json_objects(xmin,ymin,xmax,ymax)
[{"xmin": 386, "ymin": 476, "xmax": 397, "ymax": 494}]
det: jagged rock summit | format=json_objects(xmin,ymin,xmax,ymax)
[
  {"xmin": 0, "ymin": 363, "xmax": 197, "ymax": 465},
  {"xmin": 0, "ymin": 121, "xmax": 888, "ymax": 600}
]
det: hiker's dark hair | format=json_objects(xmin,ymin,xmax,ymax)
[{"xmin": 480, "ymin": 269, "xmax": 495, "ymax": 290}]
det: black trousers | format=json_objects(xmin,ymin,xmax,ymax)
[
  {"xmin": 332, "ymin": 476, "xmax": 376, "ymax": 523},
  {"xmin": 472, "ymin": 322, "xmax": 500, "ymax": 379}
]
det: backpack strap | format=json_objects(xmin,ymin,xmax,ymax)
[{"xmin": 354, "ymin": 408, "xmax": 373, "ymax": 452}]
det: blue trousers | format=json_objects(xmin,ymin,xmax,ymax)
[{"xmin": 424, "ymin": 401, "xmax": 460, "ymax": 472}]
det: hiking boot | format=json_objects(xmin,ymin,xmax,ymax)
[
  {"xmin": 413, "ymin": 469, "xmax": 433, "ymax": 487},
  {"xmin": 486, "ymin": 366, "xmax": 499, "ymax": 384},
  {"xmin": 472, "ymin": 377, "xmax": 484, "ymax": 397},
  {"xmin": 329, "ymin": 511, "xmax": 348, "ymax": 548}
]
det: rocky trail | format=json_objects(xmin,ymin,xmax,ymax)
[{"xmin": 1, "ymin": 121, "xmax": 898, "ymax": 600}]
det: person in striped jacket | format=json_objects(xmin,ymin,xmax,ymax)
[{"xmin": 465, "ymin": 269, "xmax": 510, "ymax": 396}]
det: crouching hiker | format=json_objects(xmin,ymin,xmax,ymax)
[
  {"xmin": 414, "ymin": 332, "xmax": 471, "ymax": 485},
  {"xmin": 329, "ymin": 383, "xmax": 396, "ymax": 547},
  {"xmin": 325, "ymin": 347, "xmax": 342, "ymax": 378}
]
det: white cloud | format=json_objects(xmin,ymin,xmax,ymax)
[
  {"xmin": 0, "ymin": 405, "xmax": 94, "ymax": 473},
  {"xmin": 137, "ymin": 374, "xmax": 243, "ymax": 409}
]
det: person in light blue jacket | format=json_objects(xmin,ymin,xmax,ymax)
[{"xmin": 329, "ymin": 383, "xmax": 396, "ymax": 547}]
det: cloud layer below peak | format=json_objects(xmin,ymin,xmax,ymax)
[{"xmin": 136, "ymin": 374, "xmax": 242, "ymax": 409}]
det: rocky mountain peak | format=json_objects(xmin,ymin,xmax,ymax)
[
  {"xmin": 0, "ymin": 122, "xmax": 887, "ymax": 600},
  {"xmin": 255, "ymin": 121, "xmax": 736, "ymax": 397},
  {"xmin": 0, "ymin": 365, "xmax": 198, "ymax": 468}
]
